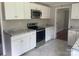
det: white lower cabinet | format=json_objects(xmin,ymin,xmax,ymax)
[
  {"xmin": 68, "ymin": 30, "xmax": 77, "ymax": 47},
  {"xmin": 11, "ymin": 31, "xmax": 36, "ymax": 56},
  {"xmin": 11, "ymin": 39, "xmax": 23, "ymax": 56},
  {"xmin": 45, "ymin": 27, "xmax": 55, "ymax": 42},
  {"xmin": 29, "ymin": 32, "xmax": 36, "ymax": 50},
  {"xmin": 22, "ymin": 34, "xmax": 30, "ymax": 53}
]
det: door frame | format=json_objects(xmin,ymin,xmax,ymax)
[{"xmin": 55, "ymin": 6, "xmax": 70, "ymax": 38}]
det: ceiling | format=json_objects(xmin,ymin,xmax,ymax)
[{"xmin": 38, "ymin": 2, "xmax": 75, "ymax": 6}]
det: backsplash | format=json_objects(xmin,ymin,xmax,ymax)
[
  {"xmin": 3, "ymin": 20, "xmax": 27, "ymax": 31},
  {"xmin": 3, "ymin": 19, "xmax": 51, "ymax": 31}
]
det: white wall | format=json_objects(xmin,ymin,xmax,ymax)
[
  {"xmin": 50, "ymin": 4, "xmax": 72, "ymax": 32},
  {"xmin": 56, "ymin": 8, "xmax": 69, "ymax": 32},
  {"xmin": 50, "ymin": 6, "xmax": 55, "ymax": 25},
  {"xmin": 56, "ymin": 9, "xmax": 66, "ymax": 32},
  {"xmin": 64, "ymin": 9, "xmax": 69, "ymax": 29},
  {"xmin": 50, "ymin": 4, "xmax": 72, "ymax": 28}
]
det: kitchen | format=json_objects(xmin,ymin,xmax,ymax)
[
  {"xmin": 0, "ymin": 2, "xmax": 79, "ymax": 56},
  {"xmin": 0, "ymin": 2, "xmax": 55, "ymax": 56}
]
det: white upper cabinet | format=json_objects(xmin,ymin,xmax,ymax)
[
  {"xmin": 30, "ymin": 3, "xmax": 37, "ymax": 9},
  {"xmin": 15, "ymin": 3, "xmax": 25, "ymax": 19},
  {"xmin": 40, "ymin": 6, "xmax": 50, "ymax": 19},
  {"xmin": 4, "ymin": 2, "xmax": 50, "ymax": 20},
  {"xmin": 71, "ymin": 3, "xmax": 79, "ymax": 19},
  {"xmin": 24, "ymin": 3, "xmax": 31, "ymax": 19},
  {"xmin": 30, "ymin": 3, "xmax": 41, "ymax": 10},
  {"xmin": 4, "ymin": 2, "xmax": 25, "ymax": 20},
  {"xmin": 4, "ymin": 3, "xmax": 16, "ymax": 20}
]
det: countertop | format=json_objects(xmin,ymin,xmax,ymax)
[
  {"xmin": 69, "ymin": 27, "xmax": 79, "ymax": 32},
  {"xmin": 4, "ymin": 25, "xmax": 54, "ymax": 36},
  {"xmin": 39, "ymin": 25, "xmax": 54, "ymax": 28},
  {"xmin": 4, "ymin": 29, "xmax": 36, "ymax": 36}
]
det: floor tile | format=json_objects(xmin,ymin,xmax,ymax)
[{"xmin": 23, "ymin": 39, "xmax": 71, "ymax": 56}]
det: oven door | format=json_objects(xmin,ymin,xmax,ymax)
[{"xmin": 36, "ymin": 29, "xmax": 45, "ymax": 42}]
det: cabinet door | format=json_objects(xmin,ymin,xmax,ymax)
[
  {"xmin": 11, "ymin": 33, "xmax": 31, "ymax": 56},
  {"xmin": 24, "ymin": 3, "xmax": 31, "ymax": 19},
  {"xmin": 4, "ymin": 2, "xmax": 25, "ymax": 20},
  {"xmin": 40, "ymin": 6, "xmax": 46, "ymax": 19},
  {"xmin": 11, "ymin": 39, "xmax": 22, "ymax": 56},
  {"xmin": 50, "ymin": 27, "xmax": 54, "ymax": 39},
  {"xmin": 40, "ymin": 6, "xmax": 50, "ymax": 19},
  {"xmin": 30, "ymin": 31, "xmax": 36, "ymax": 50},
  {"xmin": 30, "ymin": 3, "xmax": 39, "ymax": 10},
  {"xmin": 22, "ymin": 33, "xmax": 30, "ymax": 53},
  {"xmin": 68, "ymin": 30, "xmax": 77, "ymax": 46},
  {"xmin": 15, "ymin": 2, "xmax": 25, "ymax": 19},
  {"xmin": 44, "ymin": 7, "xmax": 50, "ymax": 19},
  {"xmin": 4, "ymin": 2, "xmax": 16, "ymax": 20},
  {"xmin": 45, "ymin": 27, "xmax": 55, "ymax": 42},
  {"xmin": 45, "ymin": 28, "xmax": 52, "ymax": 42},
  {"xmin": 46, "ymin": 7, "xmax": 50, "ymax": 19},
  {"xmin": 71, "ymin": 3, "xmax": 79, "ymax": 19}
]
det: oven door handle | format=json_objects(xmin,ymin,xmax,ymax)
[{"xmin": 36, "ymin": 29, "xmax": 45, "ymax": 32}]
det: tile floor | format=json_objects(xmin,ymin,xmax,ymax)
[{"xmin": 22, "ymin": 39, "xmax": 71, "ymax": 56}]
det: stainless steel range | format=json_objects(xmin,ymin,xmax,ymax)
[{"xmin": 27, "ymin": 23, "xmax": 45, "ymax": 47}]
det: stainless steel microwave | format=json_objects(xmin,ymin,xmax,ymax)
[{"xmin": 31, "ymin": 9, "xmax": 42, "ymax": 19}]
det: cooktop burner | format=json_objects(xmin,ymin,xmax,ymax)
[{"xmin": 28, "ymin": 26, "xmax": 45, "ymax": 30}]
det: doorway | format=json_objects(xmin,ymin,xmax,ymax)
[{"xmin": 56, "ymin": 8, "xmax": 69, "ymax": 41}]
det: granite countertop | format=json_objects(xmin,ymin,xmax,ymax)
[
  {"xmin": 4, "ymin": 29, "xmax": 36, "ymax": 36},
  {"xmin": 4, "ymin": 25, "xmax": 54, "ymax": 36},
  {"xmin": 39, "ymin": 25, "xmax": 54, "ymax": 28},
  {"xmin": 69, "ymin": 27, "xmax": 79, "ymax": 32}
]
